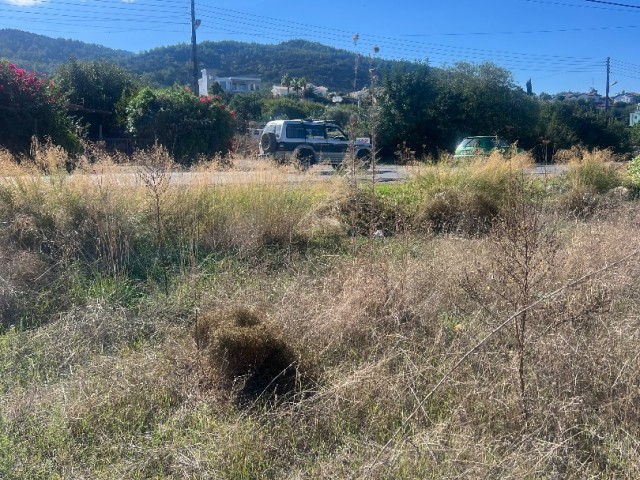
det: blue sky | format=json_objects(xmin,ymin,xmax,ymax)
[{"xmin": 1, "ymin": 0, "xmax": 639, "ymax": 95}]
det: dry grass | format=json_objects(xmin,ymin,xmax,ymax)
[{"xmin": 0, "ymin": 144, "xmax": 639, "ymax": 478}]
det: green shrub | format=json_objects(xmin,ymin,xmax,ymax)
[
  {"xmin": 126, "ymin": 86, "xmax": 235, "ymax": 165},
  {"xmin": 628, "ymin": 155, "xmax": 640, "ymax": 194}
]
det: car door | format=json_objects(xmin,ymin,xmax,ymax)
[
  {"xmin": 324, "ymin": 124, "xmax": 350, "ymax": 164},
  {"xmin": 304, "ymin": 123, "xmax": 328, "ymax": 159}
]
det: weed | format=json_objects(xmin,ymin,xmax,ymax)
[
  {"xmin": 195, "ymin": 308, "xmax": 307, "ymax": 403},
  {"xmin": 1, "ymin": 147, "xmax": 639, "ymax": 478}
]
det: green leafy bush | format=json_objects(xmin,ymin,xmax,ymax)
[
  {"xmin": 126, "ymin": 86, "xmax": 235, "ymax": 164},
  {"xmin": 628, "ymin": 155, "xmax": 640, "ymax": 191},
  {"xmin": 0, "ymin": 60, "xmax": 80, "ymax": 155}
]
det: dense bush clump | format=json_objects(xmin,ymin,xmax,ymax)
[
  {"xmin": 195, "ymin": 308, "xmax": 306, "ymax": 402},
  {"xmin": 0, "ymin": 60, "xmax": 79, "ymax": 154},
  {"xmin": 126, "ymin": 86, "xmax": 235, "ymax": 165}
]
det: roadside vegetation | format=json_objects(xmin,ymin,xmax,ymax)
[
  {"xmin": 1, "ymin": 144, "xmax": 639, "ymax": 478},
  {"xmin": 3, "ymin": 55, "xmax": 640, "ymax": 165}
]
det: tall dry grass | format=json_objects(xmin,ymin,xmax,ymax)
[{"xmin": 0, "ymin": 144, "xmax": 639, "ymax": 478}]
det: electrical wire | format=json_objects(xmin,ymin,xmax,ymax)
[{"xmin": 0, "ymin": 0, "xmax": 630, "ymax": 84}]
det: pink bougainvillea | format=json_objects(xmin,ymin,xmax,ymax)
[
  {"xmin": 0, "ymin": 61, "xmax": 48, "ymax": 103},
  {"xmin": 0, "ymin": 60, "xmax": 79, "ymax": 154}
]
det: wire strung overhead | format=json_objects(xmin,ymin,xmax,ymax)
[{"xmin": 0, "ymin": 0, "xmax": 634, "ymax": 81}]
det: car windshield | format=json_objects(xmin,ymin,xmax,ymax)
[
  {"xmin": 460, "ymin": 138, "xmax": 479, "ymax": 148},
  {"xmin": 460, "ymin": 137, "xmax": 508, "ymax": 149}
]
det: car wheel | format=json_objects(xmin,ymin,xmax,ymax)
[
  {"xmin": 356, "ymin": 150, "xmax": 371, "ymax": 169},
  {"xmin": 260, "ymin": 132, "xmax": 278, "ymax": 154},
  {"xmin": 293, "ymin": 148, "xmax": 315, "ymax": 170}
]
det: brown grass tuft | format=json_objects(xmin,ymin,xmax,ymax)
[{"xmin": 195, "ymin": 308, "xmax": 306, "ymax": 402}]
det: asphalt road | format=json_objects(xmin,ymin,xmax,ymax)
[{"xmin": 1, "ymin": 161, "xmax": 569, "ymax": 187}]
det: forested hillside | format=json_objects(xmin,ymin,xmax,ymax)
[
  {"xmin": 0, "ymin": 29, "xmax": 408, "ymax": 91},
  {"xmin": 0, "ymin": 29, "xmax": 132, "ymax": 74},
  {"xmin": 124, "ymin": 39, "xmax": 410, "ymax": 92}
]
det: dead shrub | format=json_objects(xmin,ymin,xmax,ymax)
[
  {"xmin": 557, "ymin": 185, "xmax": 604, "ymax": 219},
  {"xmin": 0, "ymin": 245, "xmax": 50, "ymax": 328},
  {"xmin": 417, "ymin": 188, "xmax": 499, "ymax": 235},
  {"xmin": 28, "ymin": 137, "xmax": 72, "ymax": 173},
  {"xmin": 194, "ymin": 307, "xmax": 307, "ymax": 402},
  {"xmin": 337, "ymin": 185, "xmax": 398, "ymax": 237}
]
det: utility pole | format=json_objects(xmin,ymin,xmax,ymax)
[
  {"xmin": 605, "ymin": 57, "xmax": 611, "ymax": 112},
  {"xmin": 191, "ymin": 0, "xmax": 199, "ymax": 96}
]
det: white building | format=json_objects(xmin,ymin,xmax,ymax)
[
  {"xmin": 198, "ymin": 69, "xmax": 261, "ymax": 96},
  {"xmin": 271, "ymin": 85, "xmax": 290, "ymax": 97},
  {"xmin": 630, "ymin": 105, "xmax": 640, "ymax": 127},
  {"xmin": 613, "ymin": 92, "xmax": 639, "ymax": 104}
]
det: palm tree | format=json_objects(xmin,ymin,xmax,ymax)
[
  {"xmin": 299, "ymin": 77, "xmax": 307, "ymax": 98},
  {"xmin": 291, "ymin": 77, "xmax": 303, "ymax": 97},
  {"xmin": 281, "ymin": 73, "xmax": 292, "ymax": 95}
]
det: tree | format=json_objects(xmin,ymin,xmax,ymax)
[
  {"xmin": 281, "ymin": 73, "xmax": 292, "ymax": 95},
  {"xmin": 54, "ymin": 59, "xmax": 141, "ymax": 139},
  {"xmin": 291, "ymin": 77, "xmax": 307, "ymax": 97},
  {"xmin": 228, "ymin": 91, "xmax": 267, "ymax": 132},
  {"xmin": 208, "ymin": 81, "xmax": 224, "ymax": 96},
  {"xmin": 375, "ymin": 62, "xmax": 539, "ymax": 158},
  {"xmin": 261, "ymin": 97, "xmax": 323, "ymax": 121},
  {"xmin": 376, "ymin": 65, "xmax": 440, "ymax": 157},
  {"xmin": 526, "ymin": 78, "xmax": 533, "ymax": 96},
  {"xmin": 125, "ymin": 86, "xmax": 235, "ymax": 164},
  {"xmin": 630, "ymin": 124, "xmax": 640, "ymax": 149},
  {"xmin": 438, "ymin": 62, "xmax": 538, "ymax": 149},
  {"xmin": 0, "ymin": 60, "xmax": 79, "ymax": 155},
  {"xmin": 536, "ymin": 100, "xmax": 631, "ymax": 155}
]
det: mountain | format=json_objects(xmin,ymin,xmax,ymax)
[
  {"xmin": 0, "ymin": 29, "xmax": 133, "ymax": 74},
  {"xmin": 0, "ymin": 29, "xmax": 412, "ymax": 92},
  {"xmin": 123, "ymin": 39, "xmax": 406, "ymax": 92}
]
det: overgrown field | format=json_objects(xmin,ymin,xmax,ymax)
[{"xmin": 1, "ymin": 145, "xmax": 639, "ymax": 479}]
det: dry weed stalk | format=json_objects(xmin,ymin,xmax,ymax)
[
  {"xmin": 486, "ymin": 178, "xmax": 559, "ymax": 415},
  {"xmin": 135, "ymin": 144, "xmax": 174, "ymax": 294}
]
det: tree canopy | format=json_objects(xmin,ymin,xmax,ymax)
[
  {"xmin": 53, "ymin": 59, "xmax": 142, "ymax": 139},
  {"xmin": 125, "ymin": 86, "xmax": 235, "ymax": 164},
  {"xmin": 0, "ymin": 60, "xmax": 79, "ymax": 155}
]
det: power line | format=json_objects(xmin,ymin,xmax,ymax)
[
  {"xmin": 585, "ymin": 0, "xmax": 640, "ymax": 8},
  {"xmin": 524, "ymin": 0, "xmax": 640, "ymax": 12},
  {"xmin": 0, "ymin": 1, "xmax": 632, "ymax": 88}
]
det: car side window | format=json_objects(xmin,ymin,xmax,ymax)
[
  {"xmin": 286, "ymin": 124, "xmax": 305, "ymax": 139},
  {"xmin": 326, "ymin": 125, "xmax": 348, "ymax": 141},
  {"xmin": 479, "ymin": 137, "xmax": 493, "ymax": 149},
  {"xmin": 306, "ymin": 125, "xmax": 325, "ymax": 139}
]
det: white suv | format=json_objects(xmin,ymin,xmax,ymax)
[{"xmin": 259, "ymin": 119, "xmax": 372, "ymax": 169}]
